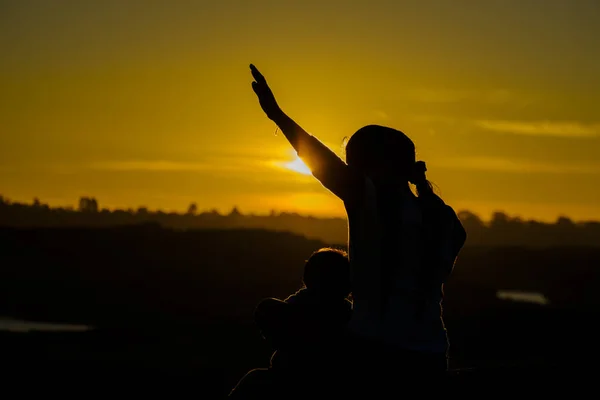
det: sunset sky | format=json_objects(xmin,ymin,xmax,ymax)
[{"xmin": 1, "ymin": 0, "xmax": 599, "ymax": 221}]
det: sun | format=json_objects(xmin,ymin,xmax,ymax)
[{"xmin": 283, "ymin": 156, "xmax": 312, "ymax": 175}]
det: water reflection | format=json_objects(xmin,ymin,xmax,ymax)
[
  {"xmin": 0, "ymin": 317, "xmax": 93, "ymax": 333},
  {"xmin": 496, "ymin": 290, "xmax": 550, "ymax": 306}
]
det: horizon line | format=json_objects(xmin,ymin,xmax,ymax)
[{"xmin": 1, "ymin": 195, "xmax": 598, "ymax": 225}]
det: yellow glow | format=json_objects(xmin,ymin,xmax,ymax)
[
  {"xmin": 1, "ymin": 2, "xmax": 599, "ymax": 221},
  {"xmin": 283, "ymin": 156, "xmax": 312, "ymax": 176},
  {"xmin": 258, "ymin": 192, "xmax": 346, "ymax": 218}
]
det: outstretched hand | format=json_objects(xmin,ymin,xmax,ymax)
[{"xmin": 250, "ymin": 64, "xmax": 282, "ymax": 121}]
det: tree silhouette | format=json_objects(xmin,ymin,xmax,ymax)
[
  {"xmin": 79, "ymin": 197, "xmax": 99, "ymax": 212},
  {"xmin": 78, "ymin": 198, "xmax": 87, "ymax": 212},
  {"xmin": 137, "ymin": 207, "xmax": 149, "ymax": 215},
  {"xmin": 490, "ymin": 211, "xmax": 509, "ymax": 228},
  {"xmin": 0, "ymin": 194, "xmax": 599, "ymax": 247},
  {"xmin": 458, "ymin": 210, "xmax": 485, "ymax": 231},
  {"xmin": 556, "ymin": 216, "xmax": 574, "ymax": 227},
  {"xmin": 187, "ymin": 203, "xmax": 198, "ymax": 216}
]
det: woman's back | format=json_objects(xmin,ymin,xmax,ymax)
[{"xmin": 346, "ymin": 177, "xmax": 462, "ymax": 354}]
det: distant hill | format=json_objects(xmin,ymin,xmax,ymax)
[{"xmin": 1, "ymin": 225, "xmax": 598, "ymax": 327}]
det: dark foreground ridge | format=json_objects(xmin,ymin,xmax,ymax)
[
  {"xmin": 1, "ymin": 328, "xmax": 596, "ymax": 397},
  {"xmin": 1, "ymin": 225, "xmax": 598, "ymax": 396}
]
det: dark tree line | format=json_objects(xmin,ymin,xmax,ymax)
[{"xmin": 0, "ymin": 195, "xmax": 598, "ymax": 247}]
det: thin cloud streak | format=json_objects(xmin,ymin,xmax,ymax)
[
  {"xmin": 475, "ymin": 120, "xmax": 600, "ymax": 138},
  {"xmin": 405, "ymin": 88, "xmax": 519, "ymax": 105},
  {"xmin": 432, "ymin": 156, "xmax": 600, "ymax": 174},
  {"xmin": 86, "ymin": 155, "xmax": 317, "ymax": 177},
  {"xmin": 88, "ymin": 160, "xmax": 216, "ymax": 172},
  {"xmin": 407, "ymin": 88, "xmax": 471, "ymax": 103}
]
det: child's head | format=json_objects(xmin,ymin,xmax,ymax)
[
  {"xmin": 302, "ymin": 248, "xmax": 350, "ymax": 297},
  {"xmin": 345, "ymin": 125, "xmax": 431, "ymax": 194}
]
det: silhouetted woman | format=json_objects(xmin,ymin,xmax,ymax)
[{"xmin": 249, "ymin": 65, "xmax": 466, "ymax": 391}]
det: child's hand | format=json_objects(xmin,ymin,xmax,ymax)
[{"xmin": 250, "ymin": 64, "xmax": 282, "ymax": 121}]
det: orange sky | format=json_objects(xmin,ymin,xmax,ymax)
[{"xmin": 1, "ymin": 0, "xmax": 600, "ymax": 221}]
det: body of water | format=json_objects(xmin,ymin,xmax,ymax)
[
  {"xmin": 496, "ymin": 290, "xmax": 550, "ymax": 306},
  {"xmin": 0, "ymin": 317, "xmax": 93, "ymax": 333},
  {"xmin": 1, "ymin": 290, "xmax": 548, "ymax": 333}
]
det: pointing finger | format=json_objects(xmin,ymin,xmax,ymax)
[{"xmin": 250, "ymin": 64, "xmax": 266, "ymax": 84}]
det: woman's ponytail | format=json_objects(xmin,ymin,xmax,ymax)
[{"xmin": 409, "ymin": 161, "xmax": 433, "ymax": 197}]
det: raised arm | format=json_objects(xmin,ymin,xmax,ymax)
[{"xmin": 250, "ymin": 64, "xmax": 362, "ymax": 202}]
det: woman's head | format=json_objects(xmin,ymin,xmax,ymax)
[
  {"xmin": 345, "ymin": 125, "xmax": 416, "ymax": 180},
  {"xmin": 345, "ymin": 125, "xmax": 432, "ymax": 194}
]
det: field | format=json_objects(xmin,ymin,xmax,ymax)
[{"xmin": 1, "ymin": 225, "xmax": 598, "ymax": 395}]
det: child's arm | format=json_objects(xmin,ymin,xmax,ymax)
[
  {"xmin": 254, "ymin": 298, "xmax": 320, "ymax": 348},
  {"xmin": 250, "ymin": 64, "xmax": 362, "ymax": 203}
]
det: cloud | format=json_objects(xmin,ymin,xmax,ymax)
[
  {"xmin": 475, "ymin": 120, "xmax": 600, "ymax": 138},
  {"xmin": 432, "ymin": 156, "xmax": 600, "ymax": 174},
  {"xmin": 405, "ymin": 88, "xmax": 517, "ymax": 105},
  {"xmin": 86, "ymin": 152, "xmax": 326, "ymax": 177},
  {"xmin": 407, "ymin": 88, "xmax": 471, "ymax": 103},
  {"xmin": 86, "ymin": 157, "xmax": 281, "ymax": 174},
  {"xmin": 88, "ymin": 160, "xmax": 215, "ymax": 172},
  {"xmin": 410, "ymin": 115, "xmax": 460, "ymax": 125},
  {"xmin": 373, "ymin": 110, "xmax": 390, "ymax": 120}
]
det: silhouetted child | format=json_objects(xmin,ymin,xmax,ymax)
[{"xmin": 254, "ymin": 248, "xmax": 352, "ymax": 371}]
